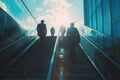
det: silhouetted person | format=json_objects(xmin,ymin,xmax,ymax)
[
  {"xmin": 50, "ymin": 27, "xmax": 55, "ymax": 36},
  {"xmin": 59, "ymin": 25, "xmax": 66, "ymax": 36},
  {"xmin": 59, "ymin": 25, "xmax": 66, "ymax": 49},
  {"xmin": 37, "ymin": 20, "xmax": 47, "ymax": 49},
  {"xmin": 67, "ymin": 23, "xmax": 80, "ymax": 64}
]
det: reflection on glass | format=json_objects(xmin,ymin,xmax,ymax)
[
  {"xmin": 60, "ymin": 48, "xmax": 64, "ymax": 53},
  {"xmin": 80, "ymin": 25, "xmax": 120, "ymax": 65},
  {"xmin": 59, "ymin": 68, "xmax": 64, "ymax": 80},
  {"xmin": 59, "ymin": 54, "xmax": 64, "ymax": 59}
]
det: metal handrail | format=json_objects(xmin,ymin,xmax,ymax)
[
  {"xmin": 46, "ymin": 35, "xmax": 60, "ymax": 80},
  {"xmin": 80, "ymin": 24, "xmax": 120, "ymax": 43},
  {"xmin": 82, "ymin": 36, "xmax": 120, "ymax": 68},
  {"xmin": 80, "ymin": 43, "xmax": 106, "ymax": 80},
  {"xmin": 0, "ymin": 37, "xmax": 37, "ymax": 76},
  {"xmin": 0, "ymin": 36, "xmax": 26, "ymax": 52},
  {"xmin": 0, "ymin": 32, "xmax": 34, "ymax": 52}
]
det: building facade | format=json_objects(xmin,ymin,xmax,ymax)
[
  {"xmin": 82, "ymin": 0, "xmax": 120, "ymax": 79},
  {"xmin": 84, "ymin": 0, "xmax": 120, "ymax": 39}
]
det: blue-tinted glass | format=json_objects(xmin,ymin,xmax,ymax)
[
  {"xmin": 84, "ymin": 0, "xmax": 87, "ymax": 25},
  {"xmin": 113, "ymin": 22, "xmax": 120, "ymax": 38},
  {"xmin": 0, "ymin": 10, "xmax": 4, "ymax": 35},
  {"xmin": 84, "ymin": 0, "xmax": 90, "ymax": 26},
  {"xmin": 92, "ymin": 0, "xmax": 95, "ymax": 13},
  {"xmin": 87, "ymin": 0, "xmax": 92, "ymax": 27},
  {"xmin": 110, "ymin": 0, "xmax": 120, "ymax": 19},
  {"xmin": 89, "ymin": 1, "xmax": 92, "ymax": 18},
  {"xmin": 91, "ymin": 0, "xmax": 96, "ymax": 29},
  {"xmin": 89, "ymin": 18, "xmax": 92, "ymax": 27},
  {"xmin": 93, "ymin": 13, "xmax": 97, "ymax": 30},
  {"xmin": 97, "ymin": 33, "xmax": 104, "ymax": 48},
  {"xmin": 97, "ymin": 6, "xmax": 102, "ymax": 32},
  {"xmin": 110, "ymin": 0, "xmax": 120, "ymax": 38},
  {"xmin": 96, "ymin": 0, "xmax": 101, "ymax": 6},
  {"xmin": 102, "ymin": 0, "xmax": 112, "ymax": 48},
  {"xmin": 0, "ymin": 21, "xmax": 3, "ymax": 35},
  {"xmin": 102, "ymin": 0, "xmax": 111, "ymax": 35}
]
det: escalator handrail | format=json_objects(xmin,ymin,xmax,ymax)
[
  {"xmin": 80, "ymin": 43, "xmax": 106, "ymax": 80},
  {"xmin": 80, "ymin": 24, "xmax": 120, "ymax": 43},
  {"xmin": 82, "ymin": 36, "xmax": 120, "ymax": 68},
  {"xmin": 46, "ymin": 35, "xmax": 60, "ymax": 80},
  {"xmin": 0, "ymin": 37, "xmax": 37, "ymax": 76},
  {"xmin": 0, "ymin": 32, "xmax": 34, "ymax": 52},
  {"xmin": 0, "ymin": 36, "xmax": 26, "ymax": 52}
]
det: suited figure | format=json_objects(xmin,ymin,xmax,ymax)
[
  {"xmin": 37, "ymin": 20, "xmax": 47, "ymax": 48},
  {"xmin": 50, "ymin": 27, "xmax": 55, "ymax": 36},
  {"xmin": 67, "ymin": 23, "xmax": 80, "ymax": 63},
  {"xmin": 59, "ymin": 25, "xmax": 66, "ymax": 36}
]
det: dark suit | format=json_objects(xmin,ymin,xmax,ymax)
[
  {"xmin": 67, "ymin": 26, "xmax": 80, "ymax": 63},
  {"xmin": 37, "ymin": 23, "xmax": 47, "ymax": 48}
]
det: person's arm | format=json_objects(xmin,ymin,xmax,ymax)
[
  {"xmin": 66, "ymin": 28, "xmax": 69, "ymax": 37},
  {"xmin": 44, "ymin": 24, "xmax": 47, "ymax": 35},
  {"xmin": 37, "ymin": 24, "xmax": 39, "ymax": 32},
  {"xmin": 75, "ymin": 28, "xmax": 80, "ymax": 42},
  {"xmin": 37, "ymin": 24, "xmax": 40, "ymax": 36}
]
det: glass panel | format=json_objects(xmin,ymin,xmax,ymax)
[
  {"xmin": 91, "ymin": 0, "xmax": 95, "ymax": 13},
  {"xmin": 102, "ymin": 0, "xmax": 111, "ymax": 35},
  {"xmin": 93, "ymin": 13, "xmax": 97, "ymax": 30},
  {"xmin": 96, "ymin": 0, "xmax": 101, "ymax": 6},
  {"xmin": 102, "ymin": 0, "xmax": 112, "ymax": 48},
  {"xmin": 110, "ymin": 0, "xmax": 120, "ymax": 38},
  {"xmin": 79, "ymin": 24, "xmax": 120, "ymax": 65},
  {"xmin": 97, "ymin": 6, "xmax": 102, "ymax": 32}
]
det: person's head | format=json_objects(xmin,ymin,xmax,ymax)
[
  {"xmin": 70, "ymin": 22, "xmax": 74, "ymax": 27},
  {"xmin": 41, "ymin": 20, "xmax": 44, "ymax": 23}
]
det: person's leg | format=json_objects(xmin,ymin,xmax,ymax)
[
  {"xmin": 40, "ymin": 35, "xmax": 45, "ymax": 49},
  {"xmin": 70, "ymin": 43, "xmax": 76, "ymax": 64}
]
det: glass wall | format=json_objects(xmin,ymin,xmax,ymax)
[
  {"xmin": 96, "ymin": 5, "xmax": 102, "ymax": 32},
  {"xmin": 83, "ymin": 0, "xmax": 120, "ymax": 48},
  {"xmin": 84, "ymin": 0, "xmax": 120, "ymax": 39},
  {"xmin": 91, "ymin": 0, "xmax": 97, "ymax": 30},
  {"xmin": 102, "ymin": 0, "xmax": 112, "ymax": 48},
  {"xmin": 110, "ymin": 0, "xmax": 120, "ymax": 38},
  {"xmin": 88, "ymin": 0, "xmax": 92, "ymax": 28},
  {"xmin": 83, "ymin": 0, "xmax": 120, "ymax": 79},
  {"xmin": 102, "ymin": 0, "xmax": 111, "ymax": 35}
]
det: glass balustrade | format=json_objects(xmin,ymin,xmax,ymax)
[{"xmin": 79, "ymin": 25, "xmax": 120, "ymax": 65}]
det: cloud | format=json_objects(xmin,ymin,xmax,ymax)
[
  {"xmin": 43, "ymin": 0, "xmax": 49, "ymax": 5},
  {"xmin": 0, "ymin": 1, "xmax": 8, "ymax": 12},
  {"xmin": 38, "ymin": 0, "xmax": 73, "ymax": 26},
  {"xmin": 35, "ymin": 0, "xmax": 74, "ymax": 35},
  {"xmin": 36, "ymin": 8, "xmax": 43, "ymax": 12},
  {"xmin": 26, "ymin": 17, "xmax": 35, "ymax": 23},
  {"xmin": 43, "ymin": 0, "xmax": 72, "ymax": 9},
  {"xmin": 18, "ymin": 20, "xmax": 35, "ymax": 31},
  {"xmin": 75, "ymin": 21, "xmax": 84, "ymax": 28},
  {"xmin": 32, "ymin": 0, "xmax": 36, "ymax": 2},
  {"xmin": 51, "ymin": 0, "xmax": 72, "ymax": 9},
  {"xmin": 15, "ymin": 15, "xmax": 38, "ymax": 35}
]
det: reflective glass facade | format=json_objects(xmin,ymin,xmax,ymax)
[
  {"xmin": 84, "ymin": 0, "xmax": 120, "ymax": 39},
  {"xmin": 83, "ymin": 1, "xmax": 120, "ymax": 79},
  {"xmin": 83, "ymin": 0, "xmax": 120, "ymax": 65}
]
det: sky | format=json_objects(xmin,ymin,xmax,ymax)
[{"xmin": 0, "ymin": 0, "xmax": 84, "ymax": 36}]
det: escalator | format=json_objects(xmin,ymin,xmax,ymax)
[
  {"xmin": 1, "ymin": 36, "xmax": 56, "ymax": 80},
  {"xmin": 1, "ymin": 36, "xmax": 103, "ymax": 80},
  {"xmin": 51, "ymin": 37, "xmax": 102, "ymax": 80}
]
